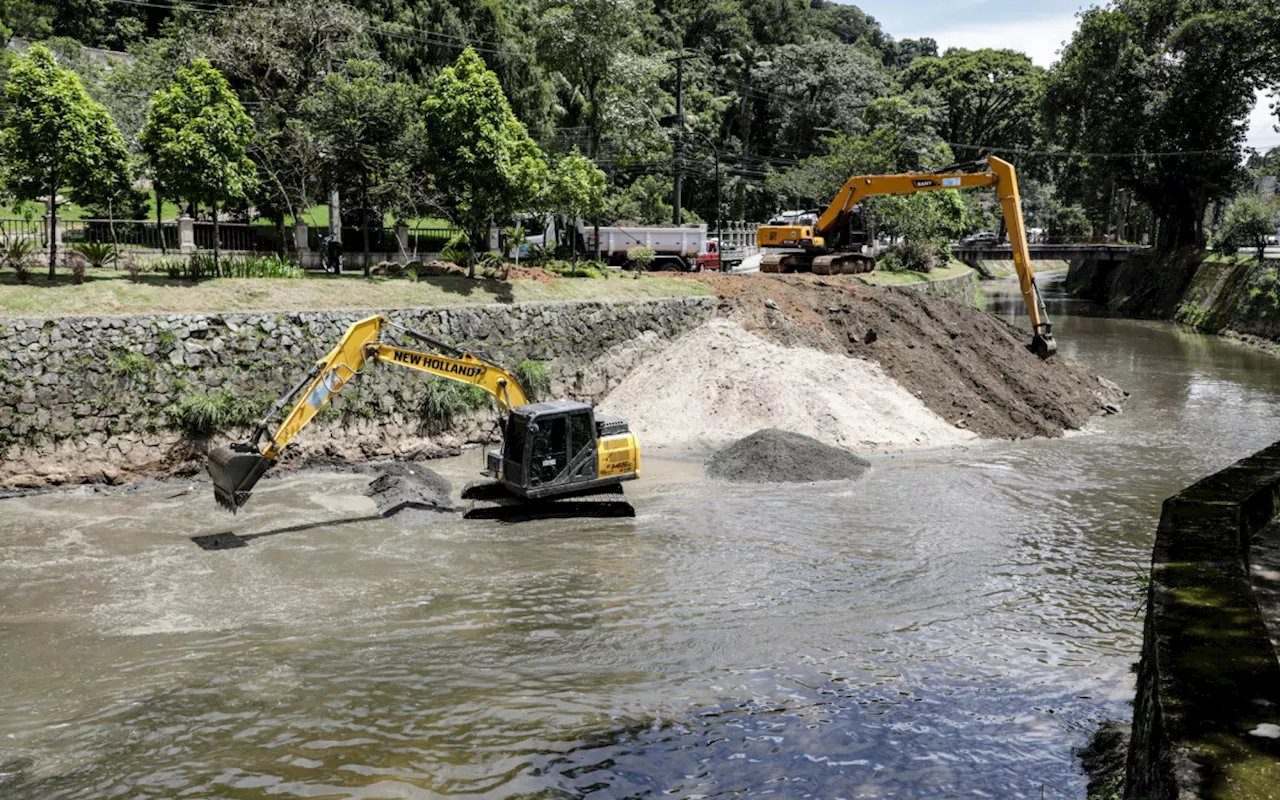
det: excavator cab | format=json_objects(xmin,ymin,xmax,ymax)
[{"xmin": 488, "ymin": 401, "xmax": 638, "ymax": 500}]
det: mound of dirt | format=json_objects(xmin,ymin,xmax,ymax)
[
  {"xmin": 601, "ymin": 319, "xmax": 977, "ymax": 452},
  {"xmin": 363, "ymin": 462, "xmax": 456, "ymax": 517},
  {"xmin": 678, "ymin": 273, "xmax": 1127, "ymax": 440},
  {"xmin": 706, "ymin": 429, "xmax": 870, "ymax": 483}
]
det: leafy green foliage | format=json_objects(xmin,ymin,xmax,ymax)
[
  {"xmin": 0, "ymin": 235, "xmax": 37, "ymax": 283},
  {"xmin": 514, "ymin": 359, "xmax": 551, "ymax": 402},
  {"xmin": 440, "ymin": 231, "xmax": 471, "ymax": 266},
  {"xmin": 625, "ymin": 245, "xmax": 655, "ymax": 270},
  {"xmin": 1215, "ymin": 195, "xmax": 1278, "ymax": 258},
  {"xmin": 219, "ymin": 255, "xmax": 304, "ymax": 279},
  {"xmin": 874, "ymin": 191, "xmax": 973, "ymax": 271},
  {"xmin": 421, "ymin": 49, "xmax": 548, "ymax": 273},
  {"xmin": 166, "ymin": 389, "xmax": 261, "ymax": 436},
  {"xmin": 306, "ymin": 59, "xmax": 419, "ymax": 274},
  {"xmin": 71, "ymin": 241, "xmax": 118, "ymax": 269},
  {"xmin": 0, "ymin": 44, "xmax": 131, "ymax": 278},
  {"xmin": 141, "ymin": 58, "xmax": 257, "ymax": 224},
  {"xmin": 1046, "ymin": 0, "xmax": 1277, "ymax": 249},
  {"xmin": 418, "ymin": 377, "xmax": 490, "ymax": 430},
  {"xmin": 898, "ymin": 48, "xmax": 1044, "ymax": 155},
  {"xmin": 109, "ymin": 350, "xmax": 152, "ymax": 381}
]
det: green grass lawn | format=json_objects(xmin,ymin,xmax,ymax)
[
  {"xmin": 0, "ymin": 267, "xmax": 712, "ymax": 317},
  {"xmin": 856, "ymin": 260, "xmax": 973, "ymax": 286},
  {"xmin": 2, "ymin": 198, "xmax": 450, "ymax": 229}
]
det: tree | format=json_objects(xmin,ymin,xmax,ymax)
[
  {"xmin": 421, "ymin": 48, "xmax": 548, "ymax": 276},
  {"xmin": 546, "ymin": 150, "xmax": 606, "ymax": 264},
  {"xmin": 873, "ymin": 190, "xmax": 973, "ymax": 271},
  {"xmin": 898, "ymin": 48, "xmax": 1044, "ymax": 154},
  {"xmin": 752, "ymin": 40, "xmax": 890, "ymax": 152},
  {"xmin": 307, "ymin": 59, "xmax": 419, "ymax": 276},
  {"xmin": 0, "ymin": 43, "xmax": 130, "ymax": 278},
  {"xmin": 172, "ymin": 0, "xmax": 368, "ymax": 247},
  {"xmin": 140, "ymin": 58, "xmax": 256, "ymax": 274},
  {"xmin": 1215, "ymin": 195, "xmax": 1278, "ymax": 259},
  {"xmin": 1046, "ymin": 1, "xmax": 1277, "ymax": 250},
  {"xmin": 536, "ymin": 0, "xmax": 637, "ymax": 157}
]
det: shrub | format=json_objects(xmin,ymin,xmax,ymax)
[
  {"xmin": 0, "ymin": 236, "xmax": 36, "ymax": 283},
  {"xmin": 441, "ymin": 231, "xmax": 470, "ymax": 266},
  {"xmin": 67, "ymin": 251, "xmax": 88, "ymax": 284},
  {"xmin": 626, "ymin": 245, "xmax": 655, "ymax": 270},
  {"xmin": 120, "ymin": 252, "xmax": 140, "ymax": 283},
  {"xmin": 545, "ymin": 263, "xmax": 602, "ymax": 278},
  {"xmin": 419, "ymin": 377, "xmax": 490, "ymax": 430},
  {"xmin": 515, "ymin": 359, "xmax": 551, "ymax": 402},
  {"xmin": 71, "ymin": 241, "xmax": 119, "ymax": 269},
  {"xmin": 1215, "ymin": 195, "xmax": 1278, "ymax": 258},
  {"xmin": 167, "ymin": 391, "xmax": 230, "ymax": 436},
  {"xmin": 109, "ymin": 350, "xmax": 152, "ymax": 381},
  {"xmin": 166, "ymin": 389, "xmax": 261, "ymax": 436},
  {"xmin": 219, "ymin": 254, "xmax": 303, "ymax": 279}
]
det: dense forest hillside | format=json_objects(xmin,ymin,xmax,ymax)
[{"xmin": 3, "ymin": 0, "xmax": 1280, "ymax": 255}]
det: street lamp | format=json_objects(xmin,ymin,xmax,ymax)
[{"xmin": 683, "ymin": 130, "xmax": 721, "ymax": 241}]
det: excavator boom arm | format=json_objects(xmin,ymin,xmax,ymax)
[
  {"xmin": 209, "ymin": 314, "xmax": 530, "ymax": 511},
  {"xmin": 807, "ymin": 156, "xmax": 1054, "ymax": 358}
]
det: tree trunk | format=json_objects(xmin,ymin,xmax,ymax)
[
  {"xmin": 109, "ymin": 198, "xmax": 119, "ymax": 266},
  {"xmin": 156, "ymin": 188, "xmax": 167, "ymax": 254},
  {"xmin": 213, "ymin": 201, "xmax": 222, "ymax": 277},
  {"xmin": 47, "ymin": 179, "xmax": 57, "ymax": 281},
  {"xmin": 275, "ymin": 212, "xmax": 286, "ymax": 258},
  {"xmin": 361, "ymin": 173, "xmax": 372, "ymax": 278}
]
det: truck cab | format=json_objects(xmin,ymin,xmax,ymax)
[{"xmin": 696, "ymin": 239, "xmax": 723, "ymax": 272}]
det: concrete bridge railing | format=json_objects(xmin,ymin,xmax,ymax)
[
  {"xmin": 1128, "ymin": 441, "xmax": 1280, "ymax": 799},
  {"xmin": 952, "ymin": 244, "xmax": 1148, "ymax": 270}
]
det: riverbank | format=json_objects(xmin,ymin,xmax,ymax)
[
  {"xmin": 0, "ymin": 273, "xmax": 1124, "ymax": 488},
  {"xmin": 1065, "ymin": 251, "xmax": 1280, "ymax": 351}
]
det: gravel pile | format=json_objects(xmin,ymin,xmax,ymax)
[{"xmin": 706, "ymin": 429, "xmax": 870, "ymax": 483}]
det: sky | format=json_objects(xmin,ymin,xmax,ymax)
[{"xmin": 849, "ymin": 0, "xmax": 1280, "ymax": 153}]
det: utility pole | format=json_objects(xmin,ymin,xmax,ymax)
[{"xmin": 667, "ymin": 52, "xmax": 695, "ymax": 225}]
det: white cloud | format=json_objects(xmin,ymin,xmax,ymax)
[
  {"xmin": 917, "ymin": 13, "xmax": 1078, "ymax": 68},
  {"xmin": 1246, "ymin": 89, "xmax": 1280, "ymax": 153},
  {"xmin": 916, "ymin": 14, "xmax": 1279, "ymax": 153}
]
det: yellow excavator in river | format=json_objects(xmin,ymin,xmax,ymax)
[
  {"xmin": 207, "ymin": 315, "xmax": 640, "ymax": 520},
  {"xmin": 756, "ymin": 155, "xmax": 1056, "ymax": 359}
]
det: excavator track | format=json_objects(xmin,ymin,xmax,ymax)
[
  {"xmin": 811, "ymin": 253, "xmax": 876, "ymax": 275},
  {"xmin": 461, "ymin": 480, "xmax": 635, "ymax": 522}
]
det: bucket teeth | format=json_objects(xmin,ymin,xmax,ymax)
[{"xmin": 208, "ymin": 443, "xmax": 275, "ymax": 513}]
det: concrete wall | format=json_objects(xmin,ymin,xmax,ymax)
[
  {"xmin": 1127, "ymin": 441, "xmax": 1280, "ymax": 798},
  {"xmin": 0, "ymin": 298, "xmax": 715, "ymax": 487}
]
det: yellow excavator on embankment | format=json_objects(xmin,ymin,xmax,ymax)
[
  {"xmin": 207, "ymin": 315, "xmax": 640, "ymax": 521},
  {"xmin": 756, "ymin": 155, "xmax": 1056, "ymax": 359}
]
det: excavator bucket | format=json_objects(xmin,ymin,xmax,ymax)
[
  {"xmin": 1030, "ymin": 332, "xmax": 1057, "ymax": 360},
  {"xmin": 208, "ymin": 443, "xmax": 275, "ymax": 513}
]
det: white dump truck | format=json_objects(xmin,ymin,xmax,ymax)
[{"xmin": 512, "ymin": 217, "xmax": 710, "ymax": 271}]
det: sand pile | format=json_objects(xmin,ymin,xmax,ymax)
[
  {"xmin": 599, "ymin": 319, "xmax": 977, "ymax": 452},
  {"xmin": 706, "ymin": 429, "xmax": 870, "ymax": 483}
]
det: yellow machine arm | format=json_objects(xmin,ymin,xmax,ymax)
[
  {"xmin": 258, "ymin": 315, "xmax": 528, "ymax": 458},
  {"xmin": 208, "ymin": 315, "xmax": 529, "ymax": 511},
  {"xmin": 815, "ymin": 155, "xmax": 1054, "ymax": 357}
]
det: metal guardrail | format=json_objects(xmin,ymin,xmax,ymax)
[
  {"xmin": 61, "ymin": 218, "xmax": 178, "ymax": 251},
  {"xmin": 0, "ymin": 217, "xmax": 48, "ymax": 246}
]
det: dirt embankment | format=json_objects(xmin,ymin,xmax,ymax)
[{"xmin": 621, "ymin": 273, "xmax": 1125, "ymax": 445}]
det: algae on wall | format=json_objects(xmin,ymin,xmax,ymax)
[{"xmin": 1174, "ymin": 256, "xmax": 1280, "ymax": 341}]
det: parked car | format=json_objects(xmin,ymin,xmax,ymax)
[{"xmin": 960, "ymin": 231, "xmax": 1000, "ymax": 246}]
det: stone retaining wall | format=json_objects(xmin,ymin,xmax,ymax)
[
  {"xmin": 0, "ymin": 297, "xmax": 716, "ymax": 487},
  {"xmin": 896, "ymin": 268, "xmax": 978, "ymax": 305},
  {"xmin": 1127, "ymin": 441, "xmax": 1280, "ymax": 798}
]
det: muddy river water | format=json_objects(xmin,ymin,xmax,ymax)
[{"xmin": 4, "ymin": 277, "xmax": 1280, "ymax": 798}]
